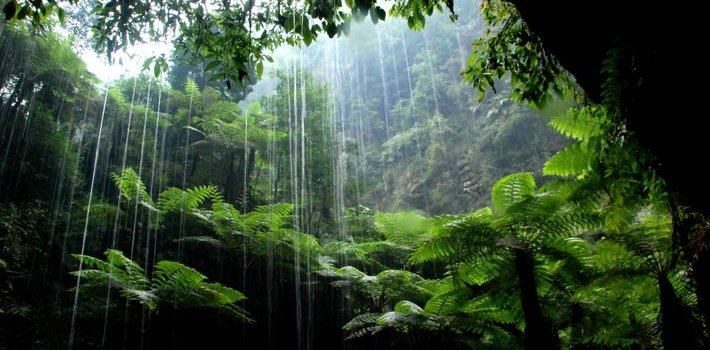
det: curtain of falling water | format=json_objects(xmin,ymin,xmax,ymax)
[
  {"xmin": 287, "ymin": 8, "xmax": 303, "ymax": 347},
  {"xmin": 377, "ymin": 29, "xmax": 391, "ymax": 139},
  {"xmin": 323, "ymin": 33, "xmax": 353, "ymax": 338},
  {"xmin": 146, "ymin": 80, "xmax": 163, "ymax": 274},
  {"xmin": 47, "ymin": 81, "xmax": 75, "ymax": 277},
  {"xmin": 142, "ymin": 79, "xmax": 163, "ymax": 349},
  {"xmin": 55, "ymin": 97, "xmax": 91, "ymax": 304},
  {"xmin": 118, "ymin": 78, "xmax": 151, "ymax": 348},
  {"xmin": 178, "ymin": 83, "xmax": 195, "ymax": 258},
  {"xmin": 102, "ymin": 77, "xmax": 138, "ymax": 348},
  {"xmin": 264, "ymin": 78, "xmax": 277, "ymax": 350},
  {"xmin": 0, "ymin": 41, "xmax": 36, "ymax": 196},
  {"xmin": 422, "ymin": 31, "xmax": 441, "ymax": 117},
  {"xmin": 69, "ymin": 84, "xmax": 111, "ymax": 350},
  {"xmin": 241, "ymin": 88, "xmax": 249, "ymax": 346},
  {"xmin": 111, "ymin": 79, "xmax": 138, "ymax": 248},
  {"xmin": 401, "ymin": 30, "xmax": 429, "ymax": 212},
  {"xmin": 130, "ymin": 78, "xmax": 152, "ymax": 261}
]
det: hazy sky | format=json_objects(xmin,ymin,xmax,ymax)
[{"xmin": 81, "ymin": 41, "xmax": 173, "ymax": 84}]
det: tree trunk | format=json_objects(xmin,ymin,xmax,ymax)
[
  {"xmin": 225, "ymin": 150, "xmax": 237, "ymax": 203},
  {"xmin": 502, "ymin": 4, "xmax": 710, "ymax": 340},
  {"xmin": 692, "ymin": 249, "xmax": 710, "ymax": 327},
  {"xmin": 242, "ymin": 145, "xmax": 256, "ymax": 212},
  {"xmin": 671, "ymin": 201, "xmax": 710, "ymax": 329},
  {"xmin": 273, "ymin": 152, "xmax": 282, "ymax": 203},
  {"xmin": 658, "ymin": 273, "xmax": 699, "ymax": 350},
  {"xmin": 514, "ymin": 249, "xmax": 559, "ymax": 350}
]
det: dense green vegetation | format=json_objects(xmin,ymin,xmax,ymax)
[{"xmin": 2, "ymin": 0, "xmax": 709, "ymax": 349}]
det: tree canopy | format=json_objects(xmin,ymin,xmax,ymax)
[{"xmin": 2, "ymin": 0, "xmax": 709, "ymax": 348}]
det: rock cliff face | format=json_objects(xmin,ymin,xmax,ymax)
[{"xmin": 363, "ymin": 91, "xmax": 567, "ymax": 215}]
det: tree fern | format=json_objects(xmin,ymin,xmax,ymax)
[
  {"xmin": 491, "ymin": 172, "xmax": 536, "ymax": 214},
  {"xmin": 342, "ymin": 313, "xmax": 383, "ymax": 339},
  {"xmin": 548, "ymin": 106, "xmax": 605, "ymax": 142},
  {"xmin": 374, "ymin": 210, "xmax": 431, "ymax": 247},
  {"xmin": 157, "ymin": 185, "xmax": 221, "ymax": 213},
  {"xmin": 72, "ymin": 250, "xmax": 152, "ymax": 306},
  {"xmin": 543, "ymin": 142, "xmax": 592, "ymax": 177},
  {"xmin": 411, "ymin": 173, "xmax": 602, "ymax": 349},
  {"xmin": 112, "ymin": 168, "xmax": 153, "ymax": 207},
  {"xmin": 411, "ymin": 208, "xmax": 494, "ymax": 264},
  {"xmin": 184, "ymin": 79, "xmax": 202, "ymax": 103},
  {"xmin": 72, "ymin": 249, "xmax": 250, "ymax": 321}
]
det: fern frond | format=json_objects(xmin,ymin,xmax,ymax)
[
  {"xmin": 112, "ymin": 168, "xmax": 152, "ymax": 205},
  {"xmin": 175, "ymin": 236, "xmax": 225, "ymax": 248},
  {"xmin": 152, "ymin": 260, "xmax": 250, "ymax": 320},
  {"xmin": 243, "ymin": 203, "xmax": 294, "ymax": 234},
  {"xmin": 377, "ymin": 300, "xmax": 439, "ymax": 331},
  {"xmin": 185, "ymin": 185, "xmax": 221, "ymax": 209},
  {"xmin": 411, "ymin": 237, "xmax": 457, "ymax": 264},
  {"xmin": 491, "ymin": 173, "xmax": 536, "ymax": 214},
  {"xmin": 374, "ymin": 210, "xmax": 431, "ymax": 247},
  {"xmin": 394, "ymin": 300, "xmax": 426, "ymax": 315},
  {"xmin": 104, "ymin": 249, "xmax": 149, "ymax": 288},
  {"xmin": 543, "ymin": 142, "xmax": 592, "ymax": 177},
  {"xmin": 425, "ymin": 284, "xmax": 469, "ymax": 315},
  {"xmin": 332, "ymin": 266, "xmax": 368, "ymax": 280},
  {"xmin": 157, "ymin": 185, "xmax": 221, "ymax": 213},
  {"xmin": 343, "ymin": 313, "xmax": 381, "ymax": 332},
  {"xmin": 71, "ymin": 250, "xmax": 250, "ymax": 322},
  {"xmin": 205, "ymin": 101, "xmax": 240, "ymax": 122},
  {"xmin": 184, "ymin": 79, "xmax": 202, "ymax": 102},
  {"xmin": 120, "ymin": 288, "xmax": 158, "ymax": 310},
  {"xmin": 459, "ymin": 294, "xmax": 518, "ymax": 324},
  {"xmin": 457, "ymin": 254, "xmax": 508, "ymax": 286},
  {"xmin": 549, "ymin": 106, "xmax": 604, "ymax": 141},
  {"xmin": 538, "ymin": 212, "xmax": 601, "ymax": 238}
]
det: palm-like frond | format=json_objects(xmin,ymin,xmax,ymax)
[
  {"xmin": 491, "ymin": 172, "xmax": 536, "ymax": 214},
  {"xmin": 548, "ymin": 106, "xmax": 604, "ymax": 142},
  {"xmin": 157, "ymin": 185, "xmax": 221, "ymax": 213},
  {"xmin": 72, "ymin": 250, "xmax": 250, "ymax": 321},
  {"xmin": 374, "ymin": 210, "xmax": 430, "ymax": 247},
  {"xmin": 242, "ymin": 203, "xmax": 293, "ymax": 235},
  {"xmin": 342, "ymin": 313, "xmax": 383, "ymax": 339},
  {"xmin": 112, "ymin": 168, "xmax": 153, "ymax": 205},
  {"xmin": 543, "ymin": 142, "xmax": 592, "ymax": 177},
  {"xmin": 377, "ymin": 300, "xmax": 439, "ymax": 332},
  {"xmin": 153, "ymin": 260, "xmax": 249, "ymax": 320},
  {"xmin": 184, "ymin": 79, "xmax": 202, "ymax": 102},
  {"xmin": 72, "ymin": 249, "xmax": 149, "ymax": 290},
  {"xmin": 411, "ymin": 208, "xmax": 495, "ymax": 264},
  {"xmin": 321, "ymin": 240, "xmax": 412, "ymax": 272}
]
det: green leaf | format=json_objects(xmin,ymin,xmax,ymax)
[
  {"xmin": 549, "ymin": 106, "xmax": 604, "ymax": 141},
  {"xmin": 153, "ymin": 61, "xmax": 161, "ymax": 77},
  {"xmin": 4, "ymin": 0, "xmax": 17, "ymax": 20},
  {"xmin": 325, "ymin": 21, "xmax": 338, "ymax": 38},
  {"xmin": 256, "ymin": 61, "xmax": 264, "ymax": 78},
  {"xmin": 491, "ymin": 172, "xmax": 536, "ymax": 214},
  {"xmin": 375, "ymin": 6, "xmax": 386, "ymax": 20},
  {"xmin": 303, "ymin": 27, "xmax": 313, "ymax": 46},
  {"xmin": 543, "ymin": 142, "xmax": 591, "ymax": 177},
  {"xmin": 338, "ymin": 18, "xmax": 351, "ymax": 36},
  {"xmin": 394, "ymin": 300, "xmax": 424, "ymax": 315},
  {"xmin": 204, "ymin": 60, "xmax": 220, "ymax": 72},
  {"xmin": 142, "ymin": 56, "xmax": 155, "ymax": 71},
  {"xmin": 369, "ymin": 7, "xmax": 379, "ymax": 24}
]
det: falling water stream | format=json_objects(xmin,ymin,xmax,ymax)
[
  {"xmin": 102, "ymin": 77, "xmax": 138, "ymax": 348},
  {"xmin": 0, "ymin": 3, "xmax": 491, "ymax": 348},
  {"xmin": 69, "ymin": 85, "xmax": 111, "ymax": 350}
]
